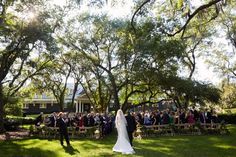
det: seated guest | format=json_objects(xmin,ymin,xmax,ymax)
[
  {"xmin": 162, "ymin": 110, "xmax": 170, "ymax": 124},
  {"xmin": 174, "ymin": 110, "xmax": 180, "ymax": 124},
  {"xmin": 193, "ymin": 107, "xmax": 200, "ymax": 122},
  {"xmin": 206, "ymin": 109, "xmax": 212, "ymax": 123},
  {"xmin": 43, "ymin": 115, "xmax": 51, "ymax": 126},
  {"xmin": 79, "ymin": 113, "xmax": 84, "ymax": 126},
  {"xmin": 169, "ymin": 111, "xmax": 175, "ymax": 124},
  {"xmin": 199, "ymin": 110, "xmax": 206, "ymax": 124},
  {"xmin": 179, "ymin": 109, "xmax": 186, "ymax": 123},
  {"xmin": 211, "ymin": 110, "xmax": 219, "ymax": 123},
  {"xmin": 186, "ymin": 111, "xmax": 195, "ymax": 124},
  {"xmin": 94, "ymin": 113, "xmax": 100, "ymax": 125},
  {"xmin": 149, "ymin": 112, "xmax": 156, "ymax": 125},
  {"xmin": 83, "ymin": 113, "xmax": 88, "ymax": 127},
  {"xmin": 144, "ymin": 113, "xmax": 151, "ymax": 125},
  {"xmin": 155, "ymin": 111, "xmax": 161, "ymax": 125},
  {"xmin": 88, "ymin": 113, "xmax": 95, "ymax": 126},
  {"xmin": 35, "ymin": 112, "xmax": 43, "ymax": 126},
  {"xmin": 68, "ymin": 112, "xmax": 76, "ymax": 127},
  {"xmin": 49, "ymin": 112, "xmax": 57, "ymax": 127},
  {"xmin": 138, "ymin": 112, "xmax": 144, "ymax": 125}
]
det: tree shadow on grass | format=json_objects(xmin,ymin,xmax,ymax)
[
  {"xmin": 134, "ymin": 134, "xmax": 236, "ymax": 157},
  {"xmin": 0, "ymin": 140, "xmax": 58, "ymax": 157}
]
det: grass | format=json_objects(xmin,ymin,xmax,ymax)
[
  {"xmin": 26, "ymin": 114, "xmax": 50, "ymax": 119},
  {"xmin": 0, "ymin": 125, "xmax": 236, "ymax": 157},
  {"xmin": 21, "ymin": 124, "xmax": 32, "ymax": 130}
]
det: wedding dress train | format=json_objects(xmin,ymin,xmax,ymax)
[{"xmin": 112, "ymin": 109, "xmax": 135, "ymax": 154}]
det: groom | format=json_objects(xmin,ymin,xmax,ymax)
[
  {"xmin": 125, "ymin": 111, "xmax": 137, "ymax": 147},
  {"xmin": 57, "ymin": 112, "xmax": 70, "ymax": 146}
]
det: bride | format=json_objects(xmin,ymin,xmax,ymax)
[{"xmin": 113, "ymin": 109, "xmax": 135, "ymax": 154}]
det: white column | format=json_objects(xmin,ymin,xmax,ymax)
[
  {"xmin": 79, "ymin": 100, "xmax": 82, "ymax": 113},
  {"xmin": 106, "ymin": 106, "xmax": 109, "ymax": 113},
  {"xmin": 75, "ymin": 101, "xmax": 78, "ymax": 113},
  {"xmin": 82, "ymin": 103, "xmax": 84, "ymax": 112}
]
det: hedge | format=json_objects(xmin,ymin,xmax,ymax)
[
  {"xmin": 3, "ymin": 118, "xmax": 21, "ymax": 131},
  {"xmin": 218, "ymin": 114, "xmax": 236, "ymax": 124},
  {"xmin": 4, "ymin": 116, "xmax": 35, "ymax": 131}
]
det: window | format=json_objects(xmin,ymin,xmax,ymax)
[
  {"xmin": 39, "ymin": 103, "xmax": 47, "ymax": 109},
  {"xmin": 23, "ymin": 104, "xmax": 29, "ymax": 109}
]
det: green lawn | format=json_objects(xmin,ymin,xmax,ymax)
[{"xmin": 0, "ymin": 125, "xmax": 236, "ymax": 157}]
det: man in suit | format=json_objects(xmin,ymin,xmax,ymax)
[
  {"xmin": 125, "ymin": 111, "xmax": 137, "ymax": 147},
  {"xmin": 57, "ymin": 112, "xmax": 70, "ymax": 146},
  {"xmin": 49, "ymin": 112, "xmax": 57, "ymax": 127}
]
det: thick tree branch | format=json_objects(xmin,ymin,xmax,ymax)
[
  {"xmin": 131, "ymin": 0, "xmax": 151, "ymax": 33},
  {"xmin": 131, "ymin": 0, "xmax": 223, "ymax": 37},
  {"xmin": 168, "ymin": 0, "xmax": 223, "ymax": 37}
]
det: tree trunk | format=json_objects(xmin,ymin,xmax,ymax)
[
  {"xmin": 184, "ymin": 95, "xmax": 190, "ymax": 109},
  {"xmin": 59, "ymin": 95, "xmax": 64, "ymax": 112},
  {"xmin": 0, "ymin": 85, "xmax": 5, "ymax": 133},
  {"xmin": 98, "ymin": 80, "xmax": 104, "ymax": 112},
  {"xmin": 109, "ymin": 73, "xmax": 120, "ymax": 112},
  {"xmin": 174, "ymin": 96, "xmax": 182, "ymax": 109},
  {"xmin": 0, "ymin": 105, "xmax": 4, "ymax": 133},
  {"xmin": 71, "ymin": 80, "xmax": 79, "ymax": 108}
]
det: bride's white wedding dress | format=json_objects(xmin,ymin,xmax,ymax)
[{"xmin": 113, "ymin": 109, "xmax": 135, "ymax": 154}]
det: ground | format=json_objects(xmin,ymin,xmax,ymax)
[{"xmin": 0, "ymin": 125, "xmax": 235, "ymax": 157}]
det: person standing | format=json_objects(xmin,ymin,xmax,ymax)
[
  {"xmin": 49, "ymin": 112, "xmax": 57, "ymax": 127},
  {"xmin": 57, "ymin": 112, "xmax": 70, "ymax": 146},
  {"xmin": 125, "ymin": 111, "xmax": 137, "ymax": 147},
  {"xmin": 113, "ymin": 109, "xmax": 135, "ymax": 154}
]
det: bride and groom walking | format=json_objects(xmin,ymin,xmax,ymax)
[{"xmin": 113, "ymin": 109, "xmax": 137, "ymax": 154}]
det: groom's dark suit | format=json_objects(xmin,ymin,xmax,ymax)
[
  {"xmin": 57, "ymin": 117, "xmax": 70, "ymax": 146},
  {"xmin": 125, "ymin": 112, "xmax": 137, "ymax": 146}
]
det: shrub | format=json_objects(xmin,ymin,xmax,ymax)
[
  {"xmin": 3, "ymin": 118, "xmax": 21, "ymax": 131},
  {"xmin": 4, "ymin": 103, "xmax": 23, "ymax": 116},
  {"xmin": 6, "ymin": 116, "xmax": 35, "ymax": 125},
  {"xmin": 218, "ymin": 114, "xmax": 236, "ymax": 124}
]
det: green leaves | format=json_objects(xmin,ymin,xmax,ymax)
[{"xmin": 177, "ymin": 0, "xmax": 184, "ymax": 10}]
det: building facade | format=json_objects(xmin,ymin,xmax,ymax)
[{"xmin": 23, "ymin": 84, "xmax": 92, "ymax": 114}]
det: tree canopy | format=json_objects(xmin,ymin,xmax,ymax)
[{"xmin": 0, "ymin": 0, "xmax": 236, "ymax": 132}]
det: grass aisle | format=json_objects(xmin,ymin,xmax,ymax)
[{"xmin": 0, "ymin": 125, "xmax": 235, "ymax": 157}]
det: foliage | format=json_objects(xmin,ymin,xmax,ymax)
[
  {"xmin": 6, "ymin": 115, "xmax": 35, "ymax": 125},
  {"xmin": 225, "ymin": 108, "xmax": 236, "ymax": 114},
  {"xmin": 3, "ymin": 118, "xmax": 21, "ymax": 131},
  {"xmin": 0, "ymin": 0, "xmax": 60, "ymax": 132},
  {"xmin": 220, "ymin": 82, "xmax": 236, "ymax": 108},
  {"xmin": 157, "ymin": 75, "xmax": 221, "ymax": 108},
  {"xmin": 1, "ymin": 0, "xmax": 235, "ymax": 129},
  {"xmin": 132, "ymin": 0, "xmax": 227, "ymax": 38},
  {"xmin": 205, "ymin": 1, "xmax": 236, "ymax": 82},
  {"xmin": 4, "ymin": 103, "xmax": 22, "ymax": 117},
  {"xmin": 61, "ymin": 13, "xmax": 189, "ymax": 111},
  {"xmin": 31, "ymin": 53, "xmax": 72, "ymax": 111}
]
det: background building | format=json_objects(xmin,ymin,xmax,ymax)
[{"xmin": 23, "ymin": 84, "xmax": 92, "ymax": 114}]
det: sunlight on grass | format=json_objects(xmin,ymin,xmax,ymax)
[
  {"xmin": 0, "ymin": 125, "xmax": 236, "ymax": 157},
  {"xmin": 214, "ymin": 144, "xmax": 236, "ymax": 149}
]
